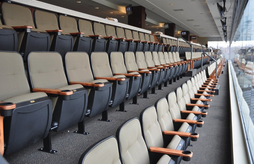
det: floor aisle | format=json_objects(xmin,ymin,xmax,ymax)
[{"xmin": 182, "ymin": 63, "xmax": 231, "ymax": 164}]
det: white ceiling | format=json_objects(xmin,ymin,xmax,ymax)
[{"xmin": 39, "ymin": 0, "xmax": 235, "ymax": 41}]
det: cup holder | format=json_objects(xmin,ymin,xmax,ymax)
[
  {"xmin": 197, "ymin": 120, "xmax": 203, "ymax": 127},
  {"xmin": 182, "ymin": 150, "xmax": 192, "ymax": 161},
  {"xmin": 0, "ymin": 102, "xmax": 14, "ymax": 106},
  {"xmin": 202, "ymin": 111, "xmax": 207, "ymax": 117},
  {"xmin": 61, "ymin": 90, "xmax": 71, "ymax": 92},
  {"xmin": 191, "ymin": 132, "xmax": 198, "ymax": 141}
]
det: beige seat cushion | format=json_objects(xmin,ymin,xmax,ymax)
[
  {"xmin": 136, "ymin": 52, "xmax": 148, "ymax": 69},
  {"xmin": 28, "ymin": 52, "xmax": 69, "ymax": 89},
  {"xmin": 124, "ymin": 52, "xmax": 139, "ymax": 71},
  {"xmin": 110, "ymin": 52, "xmax": 127, "ymax": 74},
  {"xmin": 0, "ymin": 52, "xmax": 31, "ymax": 101},
  {"xmin": 91, "ymin": 52, "xmax": 113, "ymax": 77},
  {"xmin": 118, "ymin": 118, "xmax": 150, "ymax": 164},
  {"xmin": 59, "ymin": 15, "xmax": 78, "ymax": 33},
  {"xmin": 34, "ymin": 10, "xmax": 59, "ymax": 30},
  {"xmin": 80, "ymin": 137, "xmax": 121, "ymax": 164},
  {"xmin": 144, "ymin": 51, "xmax": 155, "ymax": 67},
  {"xmin": 157, "ymin": 155, "xmax": 172, "ymax": 164},
  {"xmin": 105, "ymin": 25, "xmax": 117, "ymax": 37},
  {"xmin": 3, "ymin": 92, "xmax": 47, "ymax": 104},
  {"xmin": 125, "ymin": 29, "xmax": 133, "ymax": 39},
  {"xmin": 93, "ymin": 22, "xmax": 106, "ymax": 36},
  {"xmin": 2, "ymin": 3, "xmax": 35, "ymax": 27},
  {"xmin": 78, "ymin": 19, "xmax": 94, "ymax": 36},
  {"xmin": 65, "ymin": 52, "xmax": 95, "ymax": 82},
  {"xmin": 116, "ymin": 27, "xmax": 125, "ymax": 38}
]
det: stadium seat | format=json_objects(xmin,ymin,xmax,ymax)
[
  {"xmin": 124, "ymin": 29, "xmax": 136, "ymax": 52},
  {"xmin": 0, "ymin": 20, "xmax": 18, "ymax": 51},
  {"xmin": 153, "ymin": 51, "xmax": 172, "ymax": 86},
  {"xmin": 139, "ymin": 32, "xmax": 149, "ymax": 52},
  {"xmin": 64, "ymin": 52, "xmax": 112, "ymax": 121},
  {"xmin": 167, "ymin": 92, "xmax": 204, "ymax": 132},
  {"xmin": 116, "ymin": 118, "xmax": 189, "ymax": 164},
  {"xmin": 145, "ymin": 51, "xmax": 165, "ymax": 89},
  {"xmin": 0, "ymin": 52, "xmax": 52, "ymax": 155},
  {"xmin": 78, "ymin": 19, "xmax": 95, "ymax": 55},
  {"xmin": 158, "ymin": 51, "xmax": 175, "ymax": 85},
  {"xmin": 78, "ymin": 136, "xmax": 121, "ymax": 164},
  {"xmin": 132, "ymin": 31, "xmax": 143, "ymax": 51},
  {"xmin": 93, "ymin": 22, "xmax": 118, "ymax": 54},
  {"xmin": 140, "ymin": 107, "xmax": 194, "ymax": 164},
  {"xmin": 155, "ymin": 98, "xmax": 199, "ymax": 147},
  {"xmin": 110, "ymin": 51, "xmax": 141, "ymax": 104},
  {"xmin": 136, "ymin": 51, "xmax": 159, "ymax": 93},
  {"xmin": 176, "ymin": 86, "xmax": 208, "ymax": 118},
  {"xmin": 34, "ymin": 9, "xmax": 73, "ymax": 58},
  {"xmin": 2, "ymin": 3, "xmax": 50, "ymax": 61},
  {"xmin": 124, "ymin": 52, "xmax": 151, "ymax": 98},
  {"xmin": 27, "ymin": 52, "xmax": 88, "ymax": 152},
  {"xmin": 59, "ymin": 15, "xmax": 89, "ymax": 52},
  {"xmin": 90, "ymin": 52, "xmax": 129, "ymax": 111},
  {"xmin": 109, "ymin": 26, "xmax": 128, "ymax": 53}
]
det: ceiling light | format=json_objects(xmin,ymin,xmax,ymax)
[
  {"xmin": 170, "ymin": 3, "xmax": 174, "ymax": 6},
  {"xmin": 110, "ymin": 12, "xmax": 113, "ymax": 14},
  {"xmin": 95, "ymin": 7, "xmax": 99, "ymax": 9},
  {"xmin": 77, "ymin": 1, "xmax": 81, "ymax": 3},
  {"xmin": 121, "ymin": 16, "xmax": 124, "ymax": 18}
]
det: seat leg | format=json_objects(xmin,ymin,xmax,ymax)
[
  {"xmin": 74, "ymin": 120, "xmax": 89, "ymax": 135},
  {"xmin": 117, "ymin": 102, "xmax": 126, "ymax": 112},
  {"xmin": 130, "ymin": 95, "xmax": 138, "ymax": 105},
  {"xmin": 169, "ymin": 79, "xmax": 173, "ymax": 84},
  {"xmin": 143, "ymin": 91, "xmax": 148, "ymax": 98},
  {"xmin": 173, "ymin": 78, "xmax": 177, "ymax": 82},
  {"xmin": 151, "ymin": 87, "xmax": 156, "ymax": 94},
  {"xmin": 158, "ymin": 84, "xmax": 162, "ymax": 90},
  {"xmin": 164, "ymin": 81, "xmax": 168, "ymax": 87},
  {"xmin": 98, "ymin": 110, "xmax": 111, "ymax": 122},
  {"xmin": 39, "ymin": 131, "xmax": 57, "ymax": 154}
]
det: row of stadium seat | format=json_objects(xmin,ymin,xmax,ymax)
[{"xmin": 79, "ymin": 68, "xmax": 219, "ymax": 164}]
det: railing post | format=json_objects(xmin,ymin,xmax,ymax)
[
  {"xmin": 191, "ymin": 44, "xmax": 193, "ymax": 69},
  {"xmin": 177, "ymin": 38, "xmax": 179, "ymax": 53}
]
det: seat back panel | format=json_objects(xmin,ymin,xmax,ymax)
[
  {"xmin": 91, "ymin": 52, "xmax": 113, "ymax": 77},
  {"xmin": 117, "ymin": 118, "xmax": 150, "ymax": 164},
  {"xmin": 59, "ymin": 15, "xmax": 78, "ymax": 33},
  {"xmin": 0, "ymin": 52, "xmax": 30, "ymax": 101},
  {"xmin": 78, "ymin": 19, "xmax": 94, "ymax": 36},
  {"xmin": 28, "ymin": 52, "xmax": 68, "ymax": 89},
  {"xmin": 34, "ymin": 10, "xmax": 59, "ymax": 30},
  {"xmin": 110, "ymin": 52, "xmax": 127, "ymax": 74},
  {"xmin": 65, "ymin": 52, "xmax": 94, "ymax": 82}
]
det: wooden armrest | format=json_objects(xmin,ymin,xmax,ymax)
[
  {"xmin": 103, "ymin": 36, "xmax": 114, "ymax": 39},
  {"xmin": 202, "ymin": 85, "xmax": 216, "ymax": 88},
  {"xmin": 89, "ymin": 34, "xmax": 101, "ymax": 37},
  {"xmin": 96, "ymin": 77, "xmax": 125, "ymax": 81},
  {"xmin": 70, "ymin": 32, "xmax": 84, "ymax": 35},
  {"xmin": 128, "ymin": 70, "xmax": 151, "ymax": 74},
  {"xmin": 12, "ymin": 26, "xmax": 33, "ymax": 29},
  {"xmin": 200, "ymin": 87, "xmax": 214, "ymax": 90},
  {"xmin": 46, "ymin": 29, "xmax": 63, "ymax": 33},
  {"xmin": 0, "ymin": 102, "xmax": 16, "ymax": 110},
  {"xmin": 195, "ymin": 93, "xmax": 214, "ymax": 97},
  {"xmin": 125, "ymin": 39, "xmax": 134, "ymax": 41},
  {"xmin": 181, "ymin": 110, "xmax": 208, "ymax": 115},
  {"xmin": 114, "ymin": 38, "xmax": 125, "ymax": 40},
  {"xmin": 141, "ymin": 40, "xmax": 148, "ymax": 43},
  {"xmin": 33, "ymin": 88, "xmax": 73, "ymax": 95},
  {"xmin": 198, "ymin": 90, "xmax": 215, "ymax": 93},
  {"xmin": 174, "ymin": 119, "xmax": 204, "ymax": 125},
  {"xmin": 191, "ymin": 98, "xmax": 212, "ymax": 102},
  {"xmin": 69, "ymin": 81, "xmax": 104, "ymax": 87},
  {"xmin": 163, "ymin": 131, "xmax": 199, "ymax": 138},
  {"xmin": 134, "ymin": 40, "xmax": 141, "ymax": 42},
  {"xmin": 114, "ymin": 73, "xmax": 141, "ymax": 77},
  {"xmin": 150, "ymin": 147, "xmax": 193, "ymax": 158}
]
